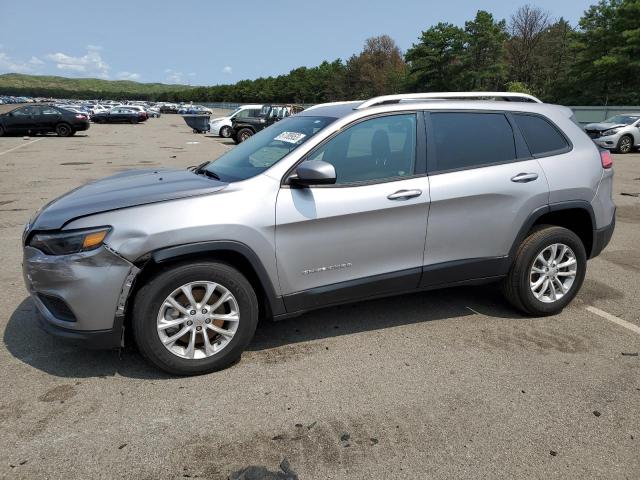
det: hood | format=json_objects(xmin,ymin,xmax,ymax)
[
  {"xmin": 29, "ymin": 168, "xmax": 227, "ymax": 231},
  {"xmin": 584, "ymin": 122, "xmax": 626, "ymax": 131}
]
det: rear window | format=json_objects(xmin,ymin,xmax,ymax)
[
  {"xmin": 431, "ymin": 112, "xmax": 516, "ymax": 171},
  {"xmin": 513, "ymin": 113, "xmax": 569, "ymax": 156}
]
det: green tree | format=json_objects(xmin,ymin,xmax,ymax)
[
  {"xmin": 405, "ymin": 23, "xmax": 467, "ymax": 91},
  {"xmin": 462, "ymin": 11, "xmax": 508, "ymax": 90},
  {"xmin": 569, "ymin": 0, "xmax": 640, "ymax": 104},
  {"xmin": 345, "ymin": 35, "xmax": 406, "ymax": 98}
]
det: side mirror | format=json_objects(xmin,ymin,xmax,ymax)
[{"xmin": 289, "ymin": 160, "xmax": 336, "ymax": 187}]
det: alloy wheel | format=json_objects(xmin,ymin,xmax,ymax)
[
  {"xmin": 529, "ymin": 243, "xmax": 577, "ymax": 303},
  {"xmin": 619, "ymin": 136, "xmax": 632, "ymax": 153},
  {"xmin": 156, "ymin": 281, "xmax": 240, "ymax": 359}
]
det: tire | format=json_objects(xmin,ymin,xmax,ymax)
[
  {"xmin": 132, "ymin": 261, "xmax": 259, "ymax": 375},
  {"xmin": 501, "ymin": 225, "xmax": 586, "ymax": 316},
  {"xmin": 55, "ymin": 123, "xmax": 72, "ymax": 137},
  {"xmin": 616, "ymin": 135, "xmax": 633, "ymax": 154},
  {"xmin": 237, "ymin": 128, "xmax": 253, "ymax": 143},
  {"xmin": 69, "ymin": 130, "xmax": 77, "ymax": 136},
  {"xmin": 219, "ymin": 126, "xmax": 231, "ymax": 138},
  {"xmin": 0, "ymin": 124, "xmax": 4, "ymax": 137},
  {"xmin": 130, "ymin": 118, "xmax": 138, "ymax": 124}
]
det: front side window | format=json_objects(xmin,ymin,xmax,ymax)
[
  {"xmin": 204, "ymin": 115, "xmax": 335, "ymax": 182},
  {"xmin": 13, "ymin": 106, "xmax": 36, "ymax": 116},
  {"xmin": 431, "ymin": 112, "xmax": 516, "ymax": 171},
  {"xmin": 513, "ymin": 113, "xmax": 569, "ymax": 156},
  {"xmin": 305, "ymin": 114, "xmax": 417, "ymax": 185},
  {"xmin": 235, "ymin": 109, "xmax": 254, "ymax": 119}
]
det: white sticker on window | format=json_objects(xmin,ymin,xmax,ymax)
[{"xmin": 274, "ymin": 131, "xmax": 306, "ymax": 144}]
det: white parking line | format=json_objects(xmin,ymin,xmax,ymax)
[
  {"xmin": 0, "ymin": 138, "xmax": 43, "ymax": 156},
  {"xmin": 586, "ymin": 306, "xmax": 640, "ymax": 336}
]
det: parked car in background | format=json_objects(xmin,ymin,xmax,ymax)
[
  {"xmin": 91, "ymin": 107, "xmax": 142, "ymax": 124},
  {"xmin": 147, "ymin": 106, "xmax": 161, "ymax": 118},
  {"xmin": 159, "ymin": 103, "xmax": 180, "ymax": 114},
  {"xmin": 584, "ymin": 113, "xmax": 640, "ymax": 153},
  {"xmin": 57, "ymin": 105, "xmax": 91, "ymax": 119},
  {"xmin": 231, "ymin": 104, "xmax": 304, "ymax": 143},
  {"xmin": 209, "ymin": 104, "xmax": 263, "ymax": 138},
  {"xmin": 119, "ymin": 105, "xmax": 149, "ymax": 121},
  {"xmin": 178, "ymin": 105, "xmax": 212, "ymax": 115},
  {"xmin": 89, "ymin": 104, "xmax": 110, "ymax": 115},
  {"xmin": 0, "ymin": 104, "xmax": 90, "ymax": 136}
]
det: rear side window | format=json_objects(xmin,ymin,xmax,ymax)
[
  {"xmin": 513, "ymin": 113, "xmax": 569, "ymax": 156},
  {"xmin": 431, "ymin": 112, "xmax": 516, "ymax": 171}
]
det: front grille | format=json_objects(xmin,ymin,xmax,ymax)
[
  {"xmin": 37, "ymin": 293, "xmax": 77, "ymax": 322},
  {"xmin": 586, "ymin": 130, "xmax": 601, "ymax": 139}
]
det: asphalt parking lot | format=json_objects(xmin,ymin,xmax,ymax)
[{"xmin": 0, "ymin": 115, "xmax": 638, "ymax": 479}]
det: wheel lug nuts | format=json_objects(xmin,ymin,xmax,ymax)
[
  {"xmin": 202, "ymin": 309, "xmax": 207, "ymax": 314},
  {"xmin": 205, "ymin": 318, "xmax": 211, "ymax": 324},
  {"xmin": 190, "ymin": 310, "xmax": 196, "ymax": 315},
  {"xmin": 186, "ymin": 320, "xmax": 193, "ymax": 326},
  {"xmin": 196, "ymin": 326, "xmax": 202, "ymax": 331}
]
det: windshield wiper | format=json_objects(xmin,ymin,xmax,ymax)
[{"xmin": 196, "ymin": 168, "xmax": 221, "ymax": 181}]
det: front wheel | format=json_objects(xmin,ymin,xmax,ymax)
[
  {"xmin": 219, "ymin": 126, "xmax": 231, "ymax": 138},
  {"xmin": 132, "ymin": 262, "xmax": 259, "ymax": 375},
  {"xmin": 502, "ymin": 225, "xmax": 586, "ymax": 316},
  {"xmin": 616, "ymin": 135, "xmax": 633, "ymax": 154}
]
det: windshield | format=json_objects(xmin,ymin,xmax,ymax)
[
  {"xmin": 204, "ymin": 115, "xmax": 335, "ymax": 182},
  {"xmin": 604, "ymin": 115, "xmax": 640, "ymax": 125}
]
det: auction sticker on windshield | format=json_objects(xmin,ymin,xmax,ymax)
[{"xmin": 274, "ymin": 131, "xmax": 306, "ymax": 144}]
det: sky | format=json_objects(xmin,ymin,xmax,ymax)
[{"xmin": 0, "ymin": 0, "xmax": 595, "ymax": 86}]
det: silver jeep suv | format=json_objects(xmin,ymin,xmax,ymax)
[{"xmin": 22, "ymin": 92, "xmax": 616, "ymax": 375}]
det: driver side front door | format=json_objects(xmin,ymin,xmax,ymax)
[{"xmin": 275, "ymin": 113, "xmax": 430, "ymax": 313}]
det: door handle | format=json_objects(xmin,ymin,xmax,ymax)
[
  {"xmin": 511, "ymin": 172, "xmax": 539, "ymax": 183},
  {"xmin": 387, "ymin": 189, "xmax": 422, "ymax": 200}
]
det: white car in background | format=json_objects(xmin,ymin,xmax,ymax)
[{"xmin": 209, "ymin": 104, "xmax": 263, "ymax": 138}]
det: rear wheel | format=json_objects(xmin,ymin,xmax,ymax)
[
  {"xmin": 132, "ymin": 261, "xmax": 259, "ymax": 375},
  {"xmin": 55, "ymin": 123, "xmax": 72, "ymax": 137},
  {"xmin": 237, "ymin": 128, "xmax": 253, "ymax": 143},
  {"xmin": 616, "ymin": 135, "xmax": 633, "ymax": 154},
  {"xmin": 219, "ymin": 126, "xmax": 231, "ymax": 138},
  {"xmin": 0, "ymin": 124, "xmax": 4, "ymax": 137},
  {"xmin": 502, "ymin": 225, "xmax": 586, "ymax": 316}
]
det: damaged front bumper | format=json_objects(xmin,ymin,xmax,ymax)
[{"xmin": 22, "ymin": 245, "xmax": 139, "ymax": 349}]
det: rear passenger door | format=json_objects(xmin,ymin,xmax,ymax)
[
  {"xmin": 422, "ymin": 111, "xmax": 549, "ymax": 285},
  {"xmin": 33, "ymin": 106, "xmax": 62, "ymax": 131}
]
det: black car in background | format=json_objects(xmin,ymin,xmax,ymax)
[
  {"xmin": 0, "ymin": 104, "xmax": 90, "ymax": 137},
  {"xmin": 231, "ymin": 104, "xmax": 305, "ymax": 143},
  {"xmin": 91, "ymin": 107, "xmax": 143, "ymax": 124}
]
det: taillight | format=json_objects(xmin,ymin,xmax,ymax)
[
  {"xmin": 75, "ymin": 114, "xmax": 86, "ymax": 119},
  {"xmin": 600, "ymin": 150, "xmax": 613, "ymax": 169}
]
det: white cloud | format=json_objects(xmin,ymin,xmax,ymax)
[
  {"xmin": 46, "ymin": 45, "xmax": 110, "ymax": 78},
  {"xmin": 222, "ymin": 65, "xmax": 232, "ymax": 74},
  {"xmin": 165, "ymin": 69, "xmax": 185, "ymax": 83},
  {"xmin": 0, "ymin": 47, "xmax": 42, "ymax": 74},
  {"xmin": 117, "ymin": 71, "xmax": 141, "ymax": 81}
]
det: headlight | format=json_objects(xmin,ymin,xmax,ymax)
[
  {"xmin": 602, "ymin": 128, "xmax": 620, "ymax": 136},
  {"xmin": 29, "ymin": 227, "xmax": 111, "ymax": 255}
]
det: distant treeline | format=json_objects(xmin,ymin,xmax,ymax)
[{"xmin": 2, "ymin": 0, "xmax": 638, "ymax": 106}]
